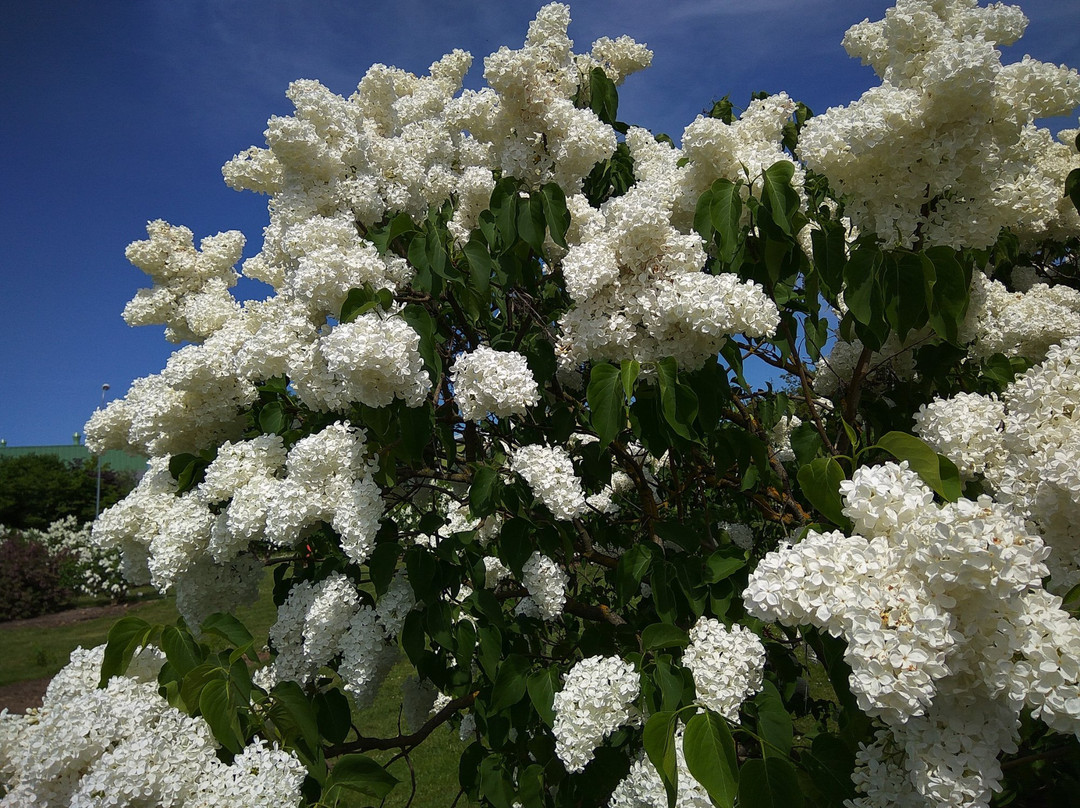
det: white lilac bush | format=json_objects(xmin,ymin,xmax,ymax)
[{"xmin": 4, "ymin": 0, "xmax": 1080, "ymax": 805}]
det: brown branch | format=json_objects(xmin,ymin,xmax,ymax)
[{"xmin": 328, "ymin": 692, "xmax": 477, "ymax": 755}]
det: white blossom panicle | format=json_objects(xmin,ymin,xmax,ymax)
[
  {"xmin": 401, "ymin": 677, "xmax": 441, "ymax": 733},
  {"xmin": 608, "ymin": 726, "xmax": 712, "ymax": 808},
  {"xmin": 915, "ymin": 337, "xmax": 1080, "ymax": 587},
  {"xmin": 449, "ymin": 3, "xmax": 619, "ymax": 192},
  {"xmin": 451, "ymin": 346, "xmax": 540, "ymax": 420},
  {"xmin": 552, "ymin": 655, "xmax": 640, "ymax": 772},
  {"xmin": 718, "ymin": 521, "xmax": 754, "ymax": 550},
  {"xmin": 338, "ymin": 606, "xmax": 399, "ymax": 708},
  {"xmin": 264, "ymin": 421, "xmax": 384, "ymax": 565},
  {"xmin": 522, "ymin": 551, "xmax": 569, "ymax": 621},
  {"xmin": 681, "ymin": 618, "xmax": 765, "ymax": 722},
  {"xmin": 296, "ymin": 312, "xmax": 431, "ymax": 411},
  {"xmin": 375, "ymin": 572, "xmax": 416, "ymax": 638},
  {"xmin": 122, "ymin": 220, "xmax": 243, "ymax": 343},
  {"xmin": 743, "ymin": 457, "xmax": 1080, "ymax": 807},
  {"xmin": 556, "ymin": 128, "xmax": 778, "ymax": 372},
  {"xmin": 584, "ymin": 35, "xmax": 653, "ymax": 85},
  {"xmin": 510, "ymin": 444, "xmax": 588, "ymax": 520},
  {"xmin": 768, "ymin": 414, "xmax": 802, "ymax": 463},
  {"xmin": 174, "ymin": 554, "xmax": 264, "ymax": 633},
  {"xmin": 961, "ymin": 272, "xmax": 1080, "ymax": 362},
  {"xmin": 798, "ymin": 0, "xmax": 1080, "ymax": 249},
  {"xmin": 268, "ymin": 572, "xmax": 361, "ymax": 686},
  {"xmin": 0, "ymin": 646, "xmax": 304, "ymax": 808}
]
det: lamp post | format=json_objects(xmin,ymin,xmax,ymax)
[{"xmin": 94, "ymin": 384, "xmax": 110, "ymax": 519}]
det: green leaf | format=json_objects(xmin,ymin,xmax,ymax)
[
  {"xmin": 540, "ymin": 182, "xmax": 570, "ymax": 248},
  {"xmin": 755, "ymin": 681, "xmax": 793, "ymax": 757},
  {"xmin": 315, "ymin": 689, "xmax": 352, "ymax": 745},
  {"xmin": 199, "ymin": 677, "xmax": 245, "ymax": 754},
  {"xmin": 517, "ymin": 193, "xmax": 548, "ymax": 254},
  {"xmin": 655, "ymin": 656, "xmax": 684, "ymax": 712},
  {"xmin": 737, "ymin": 757, "xmax": 804, "ymax": 808},
  {"xmin": 470, "ymin": 465, "xmax": 500, "ymax": 518},
  {"xmin": 616, "ymin": 544, "xmax": 654, "ymax": 604},
  {"xmin": 876, "ymin": 431, "xmax": 962, "ymax": 501},
  {"xmin": 621, "ymin": 359, "xmax": 641, "ymax": 404},
  {"xmin": 801, "ymin": 733, "xmax": 857, "ymax": 804},
  {"xmin": 925, "ymin": 246, "xmax": 970, "ymax": 345},
  {"xmin": 463, "ymin": 235, "xmax": 493, "ymax": 296},
  {"xmin": 796, "ymin": 457, "xmax": 849, "ymax": 528},
  {"xmin": 683, "ymin": 711, "xmax": 739, "ymax": 808},
  {"xmin": 657, "ymin": 357, "xmax": 698, "ymax": 440},
  {"xmin": 527, "ymin": 667, "xmax": 559, "ymax": 726},
  {"xmin": 258, "ymin": 400, "xmax": 288, "ymax": 435},
  {"xmin": 99, "ymin": 616, "xmax": 155, "ymax": 686},
  {"xmin": 160, "ymin": 625, "xmax": 203, "ymax": 677},
  {"xmin": 704, "ymin": 550, "xmax": 745, "ymax": 583},
  {"xmin": 588, "ymin": 66, "xmax": 619, "ymax": 125},
  {"xmin": 489, "ymin": 653, "xmax": 531, "ymax": 712},
  {"xmin": 200, "ymin": 613, "xmax": 254, "ymax": 649},
  {"xmin": 642, "ymin": 623, "xmax": 690, "ymax": 651},
  {"xmin": 1065, "ymin": 166, "xmax": 1080, "ymax": 215},
  {"xmin": 790, "ymin": 420, "xmax": 823, "ymax": 467},
  {"xmin": 270, "ymin": 680, "xmax": 320, "ymax": 751},
  {"xmin": 882, "ymin": 252, "xmax": 930, "ymax": 342},
  {"xmin": 694, "ymin": 187, "xmax": 716, "ymax": 241},
  {"xmin": 760, "ymin": 161, "xmax": 800, "ymax": 235},
  {"xmin": 324, "ymin": 754, "xmax": 399, "ymax": 802},
  {"xmin": 710, "ymin": 179, "xmax": 743, "ymax": 263},
  {"xmin": 587, "ymin": 363, "xmax": 624, "ymax": 449},
  {"xmin": 339, "ymin": 284, "xmax": 380, "ymax": 323},
  {"xmin": 643, "ymin": 711, "xmax": 679, "ymax": 808},
  {"xmin": 810, "ymin": 220, "xmax": 847, "ymax": 296},
  {"xmin": 490, "ymin": 177, "xmax": 519, "ymax": 253},
  {"xmin": 842, "ymin": 244, "xmax": 882, "ymax": 328}
]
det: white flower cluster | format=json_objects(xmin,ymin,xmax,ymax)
[
  {"xmin": 12, "ymin": 516, "xmax": 128, "ymax": 599},
  {"xmin": 768, "ymin": 414, "xmax": 802, "ymax": 463},
  {"xmin": 745, "ymin": 460, "xmax": 1080, "ymax": 807},
  {"xmin": 608, "ymin": 725, "xmax": 712, "ymax": 808},
  {"xmin": 450, "ymin": 3, "xmax": 627, "ymax": 193},
  {"xmin": 86, "ymin": 318, "xmax": 258, "ymax": 458},
  {"xmin": 718, "ymin": 521, "xmax": 754, "ymax": 550},
  {"xmin": 122, "ymin": 220, "xmax": 243, "ymax": 344},
  {"xmin": 557, "ymin": 128, "xmax": 779, "ymax": 372},
  {"xmin": 681, "ymin": 618, "xmax": 765, "ymax": 722},
  {"xmin": 263, "ymin": 571, "xmax": 400, "ymax": 705},
  {"xmin": 915, "ymin": 337, "xmax": 1080, "ymax": 587},
  {"xmin": 551, "ymin": 655, "xmax": 640, "ymax": 772},
  {"xmin": 0, "ymin": 646, "xmax": 305, "ymax": 808},
  {"xmin": 522, "ymin": 551, "xmax": 569, "ymax": 621},
  {"xmin": 91, "ymin": 423, "xmax": 385, "ymax": 626},
  {"xmin": 451, "ymin": 346, "xmax": 540, "ymax": 420},
  {"xmin": 798, "ymin": 0, "xmax": 1080, "ymax": 249},
  {"xmin": 960, "ymin": 271, "xmax": 1080, "ymax": 362},
  {"xmin": 295, "ymin": 311, "xmax": 432, "ymax": 411},
  {"xmin": 510, "ymin": 444, "xmax": 587, "ymax": 521},
  {"xmin": 676, "ymin": 92, "xmax": 807, "ymax": 230}
]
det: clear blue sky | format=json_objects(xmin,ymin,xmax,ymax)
[{"xmin": 2, "ymin": 0, "xmax": 1077, "ymax": 446}]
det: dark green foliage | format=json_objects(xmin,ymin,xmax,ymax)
[{"xmin": 0, "ymin": 453, "xmax": 137, "ymax": 530}]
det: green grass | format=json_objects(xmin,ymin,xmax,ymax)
[{"xmin": 0, "ymin": 574, "xmax": 473, "ymax": 806}]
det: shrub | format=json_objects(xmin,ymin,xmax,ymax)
[{"xmin": 0, "ymin": 531, "xmax": 74, "ymax": 621}]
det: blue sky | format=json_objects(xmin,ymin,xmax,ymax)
[{"xmin": 1, "ymin": 0, "xmax": 1077, "ymax": 447}]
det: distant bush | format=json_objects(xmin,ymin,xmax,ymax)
[
  {"xmin": 0, "ymin": 531, "xmax": 74, "ymax": 621},
  {"xmin": 0, "ymin": 453, "xmax": 138, "ymax": 530}
]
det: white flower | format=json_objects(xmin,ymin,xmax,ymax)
[
  {"xmin": 451, "ymin": 346, "xmax": 540, "ymax": 420},
  {"xmin": 682, "ymin": 618, "xmax": 765, "ymax": 722},
  {"xmin": 552, "ymin": 655, "xmax": 640, "ymax": 772}
]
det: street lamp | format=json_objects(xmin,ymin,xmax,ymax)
[{"xmin": 95, "ymin": 384, "xmax": 110, "ymax": 519}]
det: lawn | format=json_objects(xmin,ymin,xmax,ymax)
[{"xmin": 0, "ymin": 576, "xmax": 474, "ymax": 807}]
